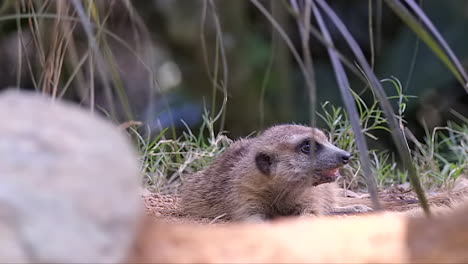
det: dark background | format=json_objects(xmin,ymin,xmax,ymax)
[{"xmin": 0, "ymin": 0, "xmax": 466, "ymax": 148}]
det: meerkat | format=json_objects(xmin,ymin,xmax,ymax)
[{"xmin": 179, "ymin": 124, "xmax": 372, "ymax": 221}]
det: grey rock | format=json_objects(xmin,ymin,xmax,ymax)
[{"xmin": 0, "ymin": 90, "xmax": 141, "ymax": 263}]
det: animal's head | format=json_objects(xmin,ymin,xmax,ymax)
[{"xmin": 253, "ymin": 124, "xmax": 350, "ymax": 186}]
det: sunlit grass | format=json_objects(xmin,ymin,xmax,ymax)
[{"xmin": 131, "ymin": 111, "xmax": 232, "ymax": 194}]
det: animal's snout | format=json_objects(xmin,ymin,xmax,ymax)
[{"xmin": 340, "ymin": 152, "xmax": 351, "ymax": 165}]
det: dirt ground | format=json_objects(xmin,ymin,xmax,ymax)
[{"xmin": 142, "ymin": 179, "xmax": 468, "ymax": 224}]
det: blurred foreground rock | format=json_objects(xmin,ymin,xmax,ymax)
[
  {"xmin": 130, "ymin": 200, "xmax": 468, "ymax": 263},
  {"xmin": 0, "ymin": 90, "xmax": 141, "ymax": 262}
]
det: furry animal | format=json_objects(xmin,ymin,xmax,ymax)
[{"xmin": 179, "ymin": 124, "xmax": 370, "ymax": 221}]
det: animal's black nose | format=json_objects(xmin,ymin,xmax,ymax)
[{"xmin": 341, "ymin": 152, "xmax": 351, "ymax": 164}]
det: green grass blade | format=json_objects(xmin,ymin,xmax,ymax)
[
  {"xmin": 385, "ymin": 0, "xmax": 468, "ymax": 93},
  {"xmin": 315, "ymin": 0, "xmax": 430, "ymax": 215},
  {"xmin": 312, "ymin": 3, "xmax": 381, "ymax": 210}
]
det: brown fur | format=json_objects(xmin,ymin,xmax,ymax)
[{"xmin": 179, "ymin": 124, "xmax": 360, "ymax": 221}]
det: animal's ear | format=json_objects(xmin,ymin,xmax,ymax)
[{"xmin": 255, "ymin": 152, "xmax": 274, "ymax": 175}]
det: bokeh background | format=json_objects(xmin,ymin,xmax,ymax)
[{"xmin": 0, "ymin": 0, "xmax": 466, "ymax": 147}]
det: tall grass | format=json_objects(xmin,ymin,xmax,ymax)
[
  {"xmin": 319, "ymin": 77, "xmax": 467, "ymax": 192},
  {"xmin": 1, "ymin": 0, "xmax": 159, "ymax": 122},
  {"xmin": 133, "ymin": 112, "xmax": 231, "ymax": 194}
]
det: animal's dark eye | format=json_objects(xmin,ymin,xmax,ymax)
[
  {"xmin": 300, "ymin": 141, "xmax": 310, "ymax": 154},
  {"xmin": 299, "ymin": 140, "xmax": 321, "ymax": 154}
]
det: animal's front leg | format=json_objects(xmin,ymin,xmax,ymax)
[{"xmin": 230, "ymin": 202, "xmax": 268, "ymax": 222}]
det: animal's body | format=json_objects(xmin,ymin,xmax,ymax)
[{"xmin": 180, "ymin": 124, "xmax": 368, "ymax": 221}]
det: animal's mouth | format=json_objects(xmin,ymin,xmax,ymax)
[
  {"xmin": 315, "ymin": 168, "xmax": 341, "ymax": 184},
  {"xmin": 320, "ymin": 168, "xmax": 340, "ymax": 179}
]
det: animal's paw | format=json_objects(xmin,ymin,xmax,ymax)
[
  {"xmin": 329, "ymin": 204, "xmax": 374, "ymax": 215},
  {"xmin": 347, "ymin": 204, "xmax": 374, "ymax": 213}
]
